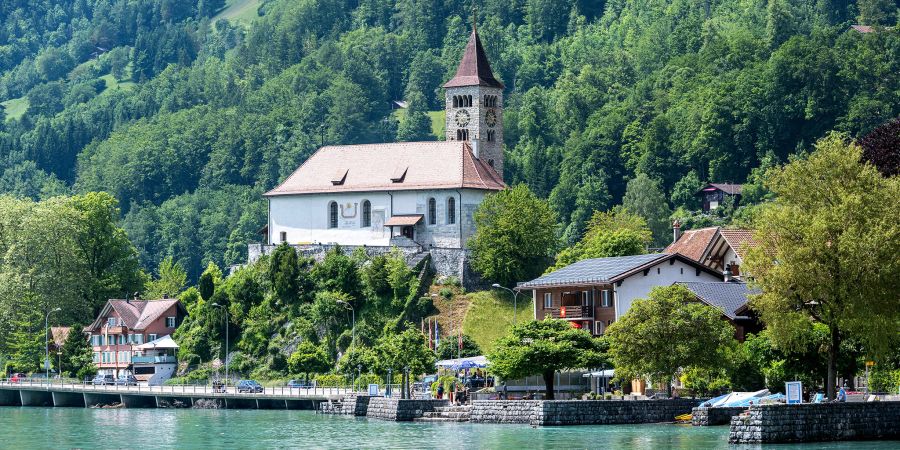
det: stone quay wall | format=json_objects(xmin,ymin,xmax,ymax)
[
  {"xmin": 365, "ymin": 398, "xmax": 449, "ymax": 421},
  {"xmin": 471, "ymin": 399, "xmax": 704, "ymax": 426},
  {"xmin": 691, "ymin": 406, "xmax": 747, "ymax": 426},
  {"xmin": 729, "ymin": 402, "xmax": 900, "ymax": 444}
]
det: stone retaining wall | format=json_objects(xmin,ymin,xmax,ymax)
[
  {"xmin": 365, "ymin": 398, "xmax": 449, "ymax": 421},
  {"xmin": 729, "ymin": 402, "xmax": 900, "ymax": 444},
  {"xmin": 471, "ymin": 399, "xmax": 704, "ymax": 426},
  {"xmin": 691, "ymin": 406, "xmax": 747, "ymax": 426}
]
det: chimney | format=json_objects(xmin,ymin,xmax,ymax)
[
  {"xmin": 724, "ymin": 265, "xmax": 733, "ymax": 282},
  {"xmin": 471, "ymin": 139, "xmax": 480, "ymax": 158},
  {"xmin": 672, "ymin": 219, "xmax": 682, "ymax": 244}
]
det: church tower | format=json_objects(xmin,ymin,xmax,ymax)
[{"xmin": 444, "ymin": 27, "xmax": 504, "ymax": 178}]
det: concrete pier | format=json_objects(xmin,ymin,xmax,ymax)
[
  {"xmin": 0, "ymin": 381, "xmax": 336, "ymax": 410},
  {"xmin": 51, "ymin": 391, "xmax": 86, "ymax": 407},
  {"xmin": 19, "ymin": 390, "xmax": 53, "ymax": 407},
  {"xmin": 0, "ymin": 389, "xmax": 22, "ymax": 406}
]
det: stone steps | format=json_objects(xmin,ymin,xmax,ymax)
[{"xmin": 416, "ymin": 404, "xmax": 472, "ymax": 422}]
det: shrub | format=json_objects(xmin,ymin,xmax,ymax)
[{"xmin": 315, "ymin": 373, "xmax": 348, "ymax": 387}]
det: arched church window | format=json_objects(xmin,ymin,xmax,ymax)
[
  {"xmin": 361, "ymin": 200, "xmax": 371, "ymax": 228},
  {"xmin": 328, "ymin": 201, "xmax": 338, "ymax": 229},
  {"xmin": 486, "ymin": 130, "xmax": 494, "ymax": 142},
  {"xmin": 457, "ymin": 129, "xmax": 469, "ymax": 141},
  {"xmin": 428, "ymin": 198, "xmax": 437, "ymax": 225},
  {"xmin": 447, "ymin": 197, "xmax": 456, "ymax": 225},
  {"xmin": 466, "ymin": 95, "xmax": 473, "ymax": 107},
  {"xmin": 453, "ymin": 96, "xmax": 458, "ymax": 108}
]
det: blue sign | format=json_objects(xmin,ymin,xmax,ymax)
[
  {"xmin": 368, "ymin": 384, "xmax": 379, "ymax": 396},
  {"xmin": 786, "ymin": 381, "xmax": 803, "ymax": 404}
]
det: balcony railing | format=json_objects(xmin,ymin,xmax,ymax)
[
  {"xmin": 132, "ymin": 355, "xmax": 177, "ymax": 364},
  {"xmin": 548, "ymin": 305, "xmax": 594, "ymax": 319}
]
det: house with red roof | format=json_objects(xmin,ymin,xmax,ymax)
[
  {"xmin": 83, "ymin": 298, "xmax": 187, "ymax": 380},
  {"xmin": 261, "ymin": 26, "xmax": 505, "ymax": 252},
  {"xmin": 666, "ymin": 224, "xmax": 758, "ymax": 279}
]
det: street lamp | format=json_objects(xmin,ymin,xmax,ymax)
[
  {"xmin": 336, "ymin": 300, "xmax": 355, "ymax": 349},
  {"xmin": 492, "ymin": 284, "xmax": 521, "ymax": 325},
  {"xmin": 45, "ymin": 307, "xmax": 61, "ymax": 387},
  {"xmin": 211, "ymin": 303, "xmax": 229, "ymax": 388}
]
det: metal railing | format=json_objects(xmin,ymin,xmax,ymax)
[
  {"xmin": 549, "ymin": 305, "xmax": 594, "ymax": 319},
  {"xmin": 131, "ymin": 356, "xmax": 177, "ymax": 364},
  {"xmin": 0, "ymin": 378, "xmax": 359, "ymax": 398}
]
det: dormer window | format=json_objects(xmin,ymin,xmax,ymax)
[
  {"xmin": 331, "ymin": 169, "xmax": 348, "ymax": 185},
  {"xmin": 390, "ymin": 166, "xmax": 408, "ymax": 183}
]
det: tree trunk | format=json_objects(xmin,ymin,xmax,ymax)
[
  {"xmin": 827, "ymin": 326, "xmax": 840, "ymax": 400},
  {"xmin": 543, "ymin": 370, "xmax": 555, "ymax": 400}
]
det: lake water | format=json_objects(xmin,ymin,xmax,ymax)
[{"xmin": 2, "ymin": 407, "xmax": 899, "ymax": 449}]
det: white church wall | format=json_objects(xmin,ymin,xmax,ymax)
[{"xmin": 268, "ymin": 189, "xmax": 490, "ymax": 249}]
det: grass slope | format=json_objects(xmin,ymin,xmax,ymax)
[
  {"xmin": 391, "ymin": 108, "xmax": 445, "ymax": 140},
  {"xmin": 462, "ymin": 290, "xmax": 533, "ymax": 354},
  {"xmin": 213, "ymin": 0, "xmax": 263, "ymax": 24},
  {"xmin": 100, "ymin": 74, "xmax": 136, "ymax": 92},
  {"xmin": 1, "ymin": 97, "xmax": 28, "ymax": 121}
]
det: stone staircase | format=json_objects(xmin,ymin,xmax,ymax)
[{"xmin": 415, "ymin": 405, "xmax": 472, "ymax": 423}]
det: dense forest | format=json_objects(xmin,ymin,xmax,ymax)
[{"xmin": 0, "ymin": 0, "xmax": 897, "ymax": 281}]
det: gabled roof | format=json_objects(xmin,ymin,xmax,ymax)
[
  {"xmin": 518, "ymin": 253, "xmax": 721, "ymax": 289},
  {"xmin": 717, "ymin": 229, "xmax": 757, "ymax": 261},
  {"xmin": 265, "ymin": 141, "xmax": 505, "ymax": 196},
  {"xmin": 665, "ymin": 227, "xmax": 719, "ymax": 262},
  {"xmin": 85, "ymin": 299, "xmax": 185, "ymax": 332},
  {"xmin": 443, "ymin": 30, "xmax": 504, "ymax": 89},
  {"xmin": 677, "ymin": 281, "xmax": 759, "ymax": 320},
  {"xmin": 698, "ymin": 183, "xmax": 743, "ymax": 195},
  {"xmin": 137, "ymin": 335, "xmax": 179, "ymax": 350}
]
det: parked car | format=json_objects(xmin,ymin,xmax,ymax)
[
  {"xmin": 92, "ymin": 375, "xmax": 115, "ymax": 385},
  {"xmin": 9, "ymin": 373, "xmax": 27, "ymax": 383},
  {"xmin": 287, "ymin": 379, "xmax": 314, "ymax": 388},
  {"xmin": 237, "ymin": 380, "xmax": 264, "ymax": 393},
  {"xmin": 115, "ymin": 375, "xmax": 138, "ymax": 386}
]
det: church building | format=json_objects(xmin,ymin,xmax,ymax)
[{"xmin": 262, "ymin": 29, "xmax": 505, "ymax": 251}]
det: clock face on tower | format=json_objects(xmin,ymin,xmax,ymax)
[
  {"xmin": 454, "ymin": 109, "xmax": 470, "ymax": 127},
  {"xmin": 485, "ymin": 109, "xmax": 498, "ymax": 128}
]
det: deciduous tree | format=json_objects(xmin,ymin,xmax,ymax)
[
  {"xmin": 489, "ymin": 319, "xmax": 607, "ymax": 399},
  {"xmin": 470, "ymin": 185, "xmax": 558, "ymax": 286},
  {"xmin": 605, "ymin": 285, "xmax": 735, "ymax": 396},
  {"xmin": 745, "ymin": 134, "xmax": 900, "ymax": 400}
]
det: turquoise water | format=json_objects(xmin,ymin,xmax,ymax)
[{"xmin": 1, "ymin": 407, "xmax": 899, "ymax": 449}]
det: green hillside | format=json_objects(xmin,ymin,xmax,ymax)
[{"xmin": 0, "ymin": 0, "xmax": 895, "ymax": 282}]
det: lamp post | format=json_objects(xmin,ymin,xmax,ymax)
[
  {"xmin": 336, "ymin": 300, "xmax": 355, "ymax": 349},
  {"xmin": 491, "ymin": 284, "xmax": 520, "ymax": 325},
  {"xmin": 211, "ymin": 303, "xmax": 229, "ymax": 389},
  {"xmin": 45, "ymin": 307, "xmax": 61, "ymax": 387}
]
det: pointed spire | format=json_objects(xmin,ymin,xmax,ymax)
[{"xmin": 443, "ymin": 23, "xmax": 504, "ymax": 89}]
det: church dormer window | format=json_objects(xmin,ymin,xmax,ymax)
[
  {"xmin": 361, "ymin": 200, "xmax": 371, "ymax": 228},
  {"xmin": 328, "ymin": 201, "xmax": 338, "ymax": 228},
  {"xmin": 428, "ymin": 198, "xmax": 437, "ymax": 225},
  {"xmin": 447, "ymin": 197, "xmax": 456, "ymax": 225}
]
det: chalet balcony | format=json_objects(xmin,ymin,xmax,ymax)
[
  {"xmin": 106, "ymin": 326, "xmax": 126, "ymax": 334},
  {"xmin": 132, "ymin": 355, "xmax": 177, "ymax": 364},
  {"xmin": 548, "ymin": 306, "xmax": 594, "ymax": 320}
]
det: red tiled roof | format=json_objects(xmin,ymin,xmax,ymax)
[
  {"xmin": 384, "ymin": 214, "xmax": 423, "ymax": 226},
  {"xmin": 85, "ymin": 299, "xmax": 184, "ymax": 332},
  {"xmin": 851, "ymin": 25, "xmax": 874, "ymax": 33},
  {"xmin": 665, "ymin": 227, "xmax": 719, "ymax": 262},
  {"xmin": 265, "ymin": 141, "xmax": 505, "ymax": 196},
  {"xmin": 718, "ymin": 229, "xmax": 758, "ymax": 260},
  {"xmin": 443, "ymin": 30, "xmax": 504, "ymax": 89}
]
